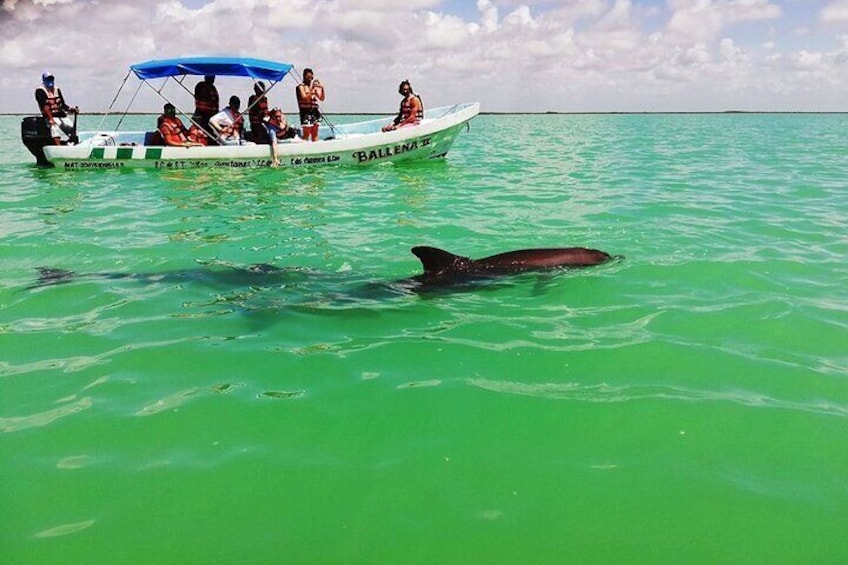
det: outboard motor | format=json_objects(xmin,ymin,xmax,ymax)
[{"xmin": 21, "ymin": 116, "xmax": 54, "ymax": 167}]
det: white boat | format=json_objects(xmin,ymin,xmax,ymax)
[{"xmin": 21, "ymin": 57, "xmax": 479, "ymax": 170}]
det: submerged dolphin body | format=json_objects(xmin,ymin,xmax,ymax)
[
  {"xmin": 32, "ymin": 263, "xmax": 291, "ymax": 289},
  {"xmin": 404, "ymin": 246, "xmax": 613, "ymax": 288},
  {"xmin": 31, "ymin": 245, "xmax": 616, "ymax": 296}
]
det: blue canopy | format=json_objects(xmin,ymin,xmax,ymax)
[{"xmin": 130, "ymin": 57, "xmax": 294, "ymax": 82}]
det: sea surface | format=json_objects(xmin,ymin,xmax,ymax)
[{"xmin": 1, "ymin": 113, "xmax": 847, "ymax": 564}]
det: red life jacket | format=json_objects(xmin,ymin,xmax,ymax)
[
  {"xmin": 396, "ymin": 94, "xmax": 424, "ymax": 123},
  {"xmin": 194, "ymin": 82, "xmax": 219, "ymax": 116},
  {"xmin": 248, "ymin": 95, "xmax": 269, "ymax": 126},
  {"xmin": 297, "ymin": 83, "xmax": 318, "ymax": 110},
  {"xmin": 188, "ymin": 125, "xmax": 209, "ymax": 146},
  {"xmin": 158, "ymin": 116, "xmax": 188, "ymax": 144},
  {"xmin": 232, "ymin": 113, "xmax": 244, "ymax": 132}
]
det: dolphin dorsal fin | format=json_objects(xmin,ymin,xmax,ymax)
[
  {"xmin": 36, "ymin": 267, "xmax": 76, "ymax": 285},
  {"xmin": 411, "ymin": 246, "xmax": 472, "ymax": 276}
]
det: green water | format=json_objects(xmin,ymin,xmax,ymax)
[{"xmin": 1, "ymin": 113, "xmax": 847, "ymax": 563}]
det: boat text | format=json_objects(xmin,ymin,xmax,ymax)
[
  {"xmin": 153, "ymin": 159, "xmax": 272, "ymax": 169},
  {"xmin": 63, "ymin": 161, "xmax": 125, "ymax": 169},
  {"xmin": 352, "ymin": 138, "xmax": 432, "ymax": 164},
  {"xmin": 289, "ymin": 155, "xmax": 341, "ymax": 166}
]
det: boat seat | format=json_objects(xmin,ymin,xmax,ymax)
[{"xmin": 144, "ymin": 131, "xmax": 164, "ymax": 146}]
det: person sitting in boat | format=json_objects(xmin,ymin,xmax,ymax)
[
  {"xmin": 382, "ymin": 80, "xmax": 423, "ymax": 132},
  {"xmin": 157, "ymin": 103, "xmax": 202, "ymax": 147},
  {"xmin": 35, "ymin": 71, "xmax": 79, "ymax": 145},
  {"xmin": 209, "ymin": 95, "xmax": 248, "ymax": 145},
  {"xmin": 247, "ymin": 81, "xmax": 270, "ymax": 143},
  {"xmin": 187, "ymin": 124, "xmax": 210, "ymax": 146},
  {"xmin": 264, "ymin": 107, "xmax": 299, "ymax": 167},
  {"xmin": 295, "ymin": 68, "xmax": 324, "ymax": 142},
  {"xmin": 192, "ymin": 75, "xmax": 219, "ymax": 134}
]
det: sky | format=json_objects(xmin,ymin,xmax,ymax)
[{"xmin": 1, "ymin": 0, "xmax": 847, "ymax": 114}]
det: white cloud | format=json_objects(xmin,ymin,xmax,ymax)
[
  {"xmin": 0, "ymin": 0, "xmax": 846, "ymax": 113},
  {"xmin": 720, "ymin": 37, "xmax": 746, "ymax": 62},
  {"xmin": 502, "ymin": 5, "xmax": 535, "ymax": 28},
  {"xmin": 820, "ymin": 1, "xmax": 848, "ymax": 24},
  {"xmin": 477, "ymin": 0, "xmax": 499, "ymax": 33},
  {"xmin": 596, "ymin": 0, "xmax": 636, "ymax": 32},
  {"xmin": 666, "ymin": 0, "xmax": 782, "ymax": 42},
  {"xmin": 422, "ymin": 12, "xmax": 473, "ymax": 49}
]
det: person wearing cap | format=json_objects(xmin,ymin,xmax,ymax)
[
  {"xmin": 208, "ymin": 95, "xmax": 247, "ymax": 145},
  {"xmin": 192, "ymin": 75, "xmax": 219, "ymax": 134},
  {"xmin": 35, "ymin": 71, "xmax": 79, "ymax": 145},
  {"xmin": 157, "ymin": 103, "xmax": 202, "ymax": 147},
  {"xmin": 247, "ymin": 81, "xmax": 270, "ymax": 143}
]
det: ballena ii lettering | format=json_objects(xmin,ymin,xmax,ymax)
[{"xmin": 353, "ymin": 138, "xmax": 431, "ymax": 163}]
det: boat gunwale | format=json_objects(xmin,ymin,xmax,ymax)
[{"xmin": 41, "ymin": 103, "xmax": 480, "ymax": 167}]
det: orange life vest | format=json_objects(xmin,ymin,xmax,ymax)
[
  {"xmin": 231, "ymin": 113, "xmax": 244, "ymax": 133},
  {"xmin": 158, "ymin": 116, "xmax": 188, "ymax": 145},
  {"xmin": 194, "ymin": 82, "xmax": 219, "ymax": 116},
  {"xmin": 397, "ymin": 93, "xmax": 424, "ymax": 124},
  {"xmin": 248, "ymin": 95, "xmax": 269, "ymax": 126},
  {"xmin": 297, "ymin": 83, "xmax": 319, "ymax": 110},
  {"xmin": 188, "ymin": 125, "xmax": 209, "ymax": 146}
]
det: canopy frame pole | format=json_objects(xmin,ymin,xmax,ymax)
[
  {"xmin": 104, "ymin": 61, "xmax": 298, "ymax": 142},
  {"xmin": 136, "ymin": 78, "xmax": 223, "ymax": 144},
  {"xmin": 241, "ymin": 78, "xmax": 281, "ymax": 132},
  {"xmin": 138, "ymin": 78, "xmax": 194, "ymax": 126},
  {"xmin": 96, "ymin": 70, "xmax": 132, "ymax": 132},
  {"xmin": 173, "ymin": 75, "xmax": 195, "ymax": 100},
  {"xmin": 154, "ymin": 75, "xmax": 285, "ymax": 144},
  {"xmin": 114, "ymin": 79, "xmax": 145, "ymax": 131}
]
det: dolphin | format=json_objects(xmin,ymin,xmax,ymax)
[
  {"xmin": 30, "ymin": 245, "xmax": 616, "ymax": 295},
  {"xmin": 403, "ymin": 246, "xmax": 613, "ymax": 288}
]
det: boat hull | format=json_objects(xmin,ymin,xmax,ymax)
[{"xmin": 42, "ymin": 103, "xmax": 479, "ymax": 170}]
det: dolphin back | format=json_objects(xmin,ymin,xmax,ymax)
[
  {"xmin": 478, "ymin": 248, "xmax": 612, "ymax": 269},
  {"xmin": 411, "ymin": 246, "xmax": 473, "ymax": 277},
  {"xmin": 36, "ymin": 267, "xmax": 76, "ymax": 286}
]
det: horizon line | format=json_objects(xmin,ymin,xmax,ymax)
[{"xmin": 3, "ymin": 110, "xmax": 848, "ymax": 117}]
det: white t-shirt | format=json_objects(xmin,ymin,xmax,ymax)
[{"xmin": 209, "ymin": 108, "xmax": 240, "ymax": 142}]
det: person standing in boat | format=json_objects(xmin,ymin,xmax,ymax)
[
  {"xmin": 247, "ymin": 81, "xmax": 270, "ymax": 143},
  {"xmin": 193, "ymin": 75, "xmax": 219, "ymax": 134},
  {"xmin": 157, "ymin": 103, "xmax": 202, "ymax": 147},
  {"xmin": 382, "ymin": 80, "xmax": 423, "ymax": 132},
  {"xmin": 35, "ymin": 71, "xmax": 79, "ymax": 145},
  {"xmin": 296, "ymin": 68, "xmax": 324, "ymax": 142},
  {"xmin": 209, "ymin": 95, "xmax": 247, "ymax": 145}
]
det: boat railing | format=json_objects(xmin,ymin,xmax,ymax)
[
  {"xmin": 70, "ymin": 103, "xmax": 477, "ymax": 147},
  {"xmin": 76, "ymin": 131, "xmax": 148, "ymax": 147},
  {"xmin": 424, "ymin": 104, "xmax": 463, "ymax": 120}
]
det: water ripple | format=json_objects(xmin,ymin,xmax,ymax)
[
  {"xmin": 0, "ymin": 396, "xmax": 93, "ymax": 433},
  {"xmin": 466, "ymin": 379, "xmax": 848, "ymax": 418}
]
